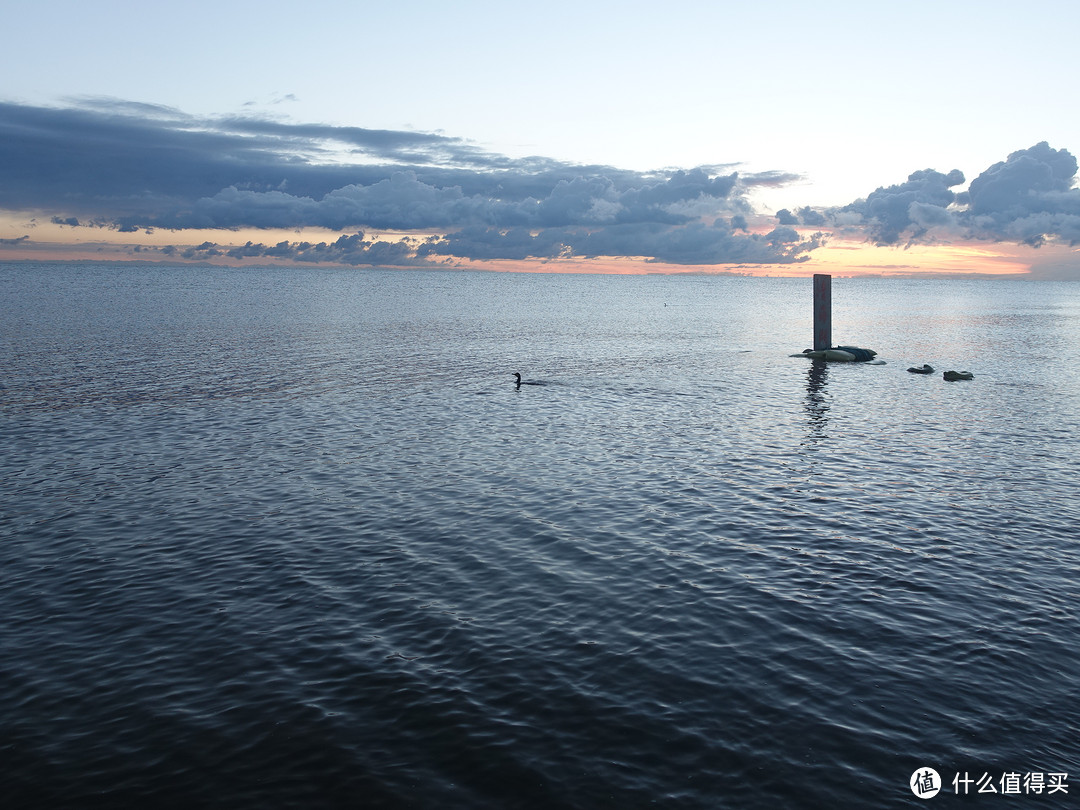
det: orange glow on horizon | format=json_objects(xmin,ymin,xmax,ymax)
[
  {"xmin": 801, "ymin": 236, "xmax": 1034, "ymax": 277},
  {"xmin": 0, "ymin": 214, "xmax": 1066, "ymax": 278}
]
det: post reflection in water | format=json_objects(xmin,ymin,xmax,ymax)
[
  {"xmin": 5, "ymin": 268, "xmax": 1080, "ymax": 809},
  {"xmin": 803, "ymin": 359, "xmax": 830, "ymax": 444}
]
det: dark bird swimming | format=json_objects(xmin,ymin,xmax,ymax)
[{"xmin": 514, "ymin": 372, "xmax": 546, "ymax": 387}]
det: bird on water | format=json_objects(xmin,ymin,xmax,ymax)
[{"xmin": 513, "ymin": 372, "xmax": 546, "ymax": 387}]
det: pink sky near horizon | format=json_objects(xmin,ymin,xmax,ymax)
[
  {"xmin": 3, "ymin": 2, "xmax": 1078, "ymax": 280},
  {"xmin": 0, "ymin": 215, "xmax": 1067, "ymax": 279}
]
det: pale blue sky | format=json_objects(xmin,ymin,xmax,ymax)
[{"xmin": 5, "ymin": 0, "xmax": 1078, "ymax": 210}]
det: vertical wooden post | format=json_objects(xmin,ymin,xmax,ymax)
[{"xmin": 813, "ymin": 273, "xmax": 831, "ymax": 351}]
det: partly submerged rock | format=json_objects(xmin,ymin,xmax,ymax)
[
  {"xmin": 907, "ymin": 364, "xmax": 934, "ymax": 374},
  {"xmin": 800, "ymin": 346, "xmax": 876, "ymax": 362},
  {"xmin": 943, "ymin": 370, "xmax": 974, "ymax": 381},
  {"xmin": 808, "ymin": 348, "xmax": 857, "ymax": 361},
  {"xmin": 835, "ymin": 345, "xmax": 877, "ymax": 362}
]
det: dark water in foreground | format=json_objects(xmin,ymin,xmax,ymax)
[{"xmin": 2, "ymin": 264, "xmax": 1079, "ymax": 808}]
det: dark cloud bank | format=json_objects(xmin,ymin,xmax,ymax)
[
  {"xmin": 779, "ymin": 141, "xmax": 1080, "ymax": 252},
  {"xmin": 0, "ymin": 99, "xmax": 810, "ymax": 266},
  {"xmin": 1, "ymin": 99, "xmax": 1078, "ymax": 268}
]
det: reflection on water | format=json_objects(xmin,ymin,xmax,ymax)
[
  {"xmin": 802, "ymin": 359, "xmax": 830, "ymax": 444},
  {"xmin": 2, "ymin": 265, "xmax": 1080, "ymax": 809}
]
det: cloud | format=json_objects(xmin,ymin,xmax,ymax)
[
  {"xmin": 776, "ymin": 206, "xmax": 826, "ymax": 227},
  {"xmin": 0, "ymin": 98, "xmax": 506, "ymax": 217},
  {"xmin": 826, "ymin": 142, "xmax": 1080, "ymax": 249},
  {"xmin": 964, "ymin": 142, "xmax": 1080, "ymax": 246},
  {"xmin": 9, "ymin": 99, "xmax": 1074, "ymax": 268},
  {"xmin": 153, "ymin": 174, "xmax": 492, "ymax": 231},
  {"xmin": 0, "ymin": 98, "xmax": 817, "ymax": 265},
  {"xmin": 419, "ymin": 220, "xmax": 824, "ymax": 265},
  {"xmin": 130, "ymin": 166, "xmax": 768, "ymax": 234},
  {"xmin": 967, "ymin": 142, "xmax": 1076, "ymax": 214},
  {"xmin": 908, "ymin": 201, "xmax": 954, "ymax": 229},
  {"xmin": 165, "ymin": 232, "xmax": 433, "ymax": 266},
  {"xmin": 837, "ymin": 168, "xmax": 966, "ymax": 245},
  {"xmin": 796, "ymin": 206, "xmax": 827, "ymax": 227}
]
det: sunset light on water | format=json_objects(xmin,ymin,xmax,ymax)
[{"xmin": 3, "ymin": 2, "xmax": 1079, "ymax": 807}]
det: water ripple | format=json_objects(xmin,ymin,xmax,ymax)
[{"xmin": 2, "ymin": 267, "xmax": 1079, "ymax": 807}]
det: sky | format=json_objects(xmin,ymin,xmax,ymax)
[{"xmin": 2, "ymin": 0, "xmax": 1079, "ymax": 277}]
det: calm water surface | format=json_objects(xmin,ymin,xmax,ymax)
[{"xmin": 2, "ymin": 264, "xmax": 1079, "ymax": 808}]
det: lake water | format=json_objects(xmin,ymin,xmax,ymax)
[{"xmin": 2, "ymin": 263, "xmax": 1079, "ymax": 808}]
